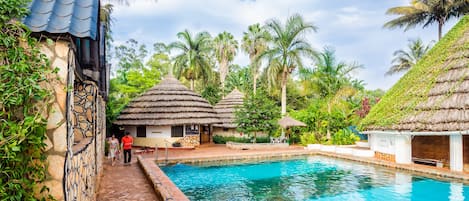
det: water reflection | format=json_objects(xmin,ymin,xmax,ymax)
[{"xmin": 161, "ymin": 156, "xmax": 469, "ymax": 201}]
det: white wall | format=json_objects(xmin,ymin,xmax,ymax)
[
  {"xmin": 371, "ymin": 134, "xmax": 395, "ymax": 155},
  {"xmin": 146, "ymin": 125, "xmax": 171, "ymax": 138}
]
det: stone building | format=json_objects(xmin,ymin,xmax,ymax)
[
  {"xmin": 213, "ymin": 89, "xmax": 245, "ymax": 137},
  {"xmin": 114, "ymin": 75, "xmax": 220, "ymax": 148},
  {"xmin": 23, "ymin": 0, "xmax": 108, "ymax": 200},
  {"xmin": 362, "ymin": 16, "xmax": 469, "ymax": 172}
]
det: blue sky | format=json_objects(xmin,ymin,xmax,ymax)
[{"xmin": 110, "ymin": 0, "xmax": 458, "ymax": 90}]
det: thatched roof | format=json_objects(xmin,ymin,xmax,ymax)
[
  {"xmin": 213, "ymin": 89, "xmax": 244, "ymax": 128},
  {"xmin": 362, "ymin": 16, "xmax": 469, "ymax": 132},
  {"xmin": 278, "ymin": 116, "xmax": 306, "ymax": 128},
  {"xmin": 114, "ymin": 75, "xmax": 220, "ymax": 126}
]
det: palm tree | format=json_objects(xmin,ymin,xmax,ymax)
[
  {"xmin": 260, "ymin": 14, "xmax": 318, "ymax": 116},
  {"xmin": 384, "ymin": 0, "xmax": 469, "ymax": 40},
  {"xmin": 241, "ymin": 23, "xmax": 270, "ymax": 94},
  {"xmin": 301, "ymin": 47, "xmax": 362, "ymax": 139},
  {"xmin": 386, "ymin": 38, "xmax": 433, "ymax": 75},
  {"xmin": 169, "ymin": 30, "xmax": 213, "ymax": 90},
  {"xmin": 214, "ymin": 31, "xmax": 238, "ymax": 96}
]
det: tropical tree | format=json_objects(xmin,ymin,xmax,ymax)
[
  {"xmin": 386, "ymin": 38, "xmax": 433, "ymax": 75},
  {"xmin": 235, "ymin": 91, "xmax": 280, "ymax": 142},
  {"xmin": 384, "ymin": 0, "xmax": 469, "ymax": 40},
  {"xmin": 242, "ymin": 23, "xmax": 270, "ymax": 94},
  {"xmin": 169, "ymin": 30, "xmax": 213, "ymax": 90},
  {"xmin": 300, "ymin": 47, "xmax": 362, "ymax": 140},
  {"xmin": 260, "ymin": 14, "xmax": 318, "ymax": 116},
  {"xmin": 214, "ymin": 31, "xmax": 238, "ymax": 96}
]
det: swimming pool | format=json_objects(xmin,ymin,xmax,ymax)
[{"xmin": 161, "ymin": 156, "xmax": 469, "ymax": 201}]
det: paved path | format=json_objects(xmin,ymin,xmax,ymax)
[{"xmin": 97, "ymin": 153, "xmax": 159, "ymax": 201}]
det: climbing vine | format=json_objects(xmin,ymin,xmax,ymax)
[{"xmin": 0, "ymin": 0, "xmax": 55, "ymax": 200}]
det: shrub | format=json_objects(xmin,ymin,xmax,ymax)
[
  {"xmin": 213, "ymin": 135, "xmax": 270, "ymax": 144},
  {"xmin": 331, "ymin": 128, "xmax": 360, "ymax": 145},
  {"xmin": 300, "ymin": 132, "xmax": 318, "ymax": 145}
]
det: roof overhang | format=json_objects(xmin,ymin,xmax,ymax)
[{"xmin": 363, "ymin": 130, "xmax": 469, "ymax": 136}]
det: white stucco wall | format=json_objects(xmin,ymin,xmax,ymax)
[
  {"xmin": 146, "ymin": 125, "xmax": 171, "ymax": 138},
  {"xmin": 371, "ymin": 134, "xmax": 396, "ymax": 155}
]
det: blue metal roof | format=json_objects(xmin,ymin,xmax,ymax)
[{"xmin": 23, "ymin": 0, "xmax": 99, "ymax": 40}]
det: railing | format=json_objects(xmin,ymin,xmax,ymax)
[{"xmin": 155, "ymin": 140, "xmax": 170, "ymax": 165}]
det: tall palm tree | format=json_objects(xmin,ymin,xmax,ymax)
[
  {"xmin": 169, "ymin": 30, "xmax": 213, "ymax": 90},
  {"xmin": 384, "ymin": 0, "xmax": 469, "ymax": 40},
  {"xmin": 214, "ymin": 31, "xmax": 238, "ymax": 96},
  {"xmin": 386, "ymin": 38, "xmax": 433, "ymax": 75},
  {"xmin": 260, "ymin": 14, "xmax": 318, "ymax": 117},
  {"xmin": 241, "ymin": 23, "xmax": 270, "ymax": 94}
]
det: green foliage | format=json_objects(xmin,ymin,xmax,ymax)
[
  {"xmin": 107, "ymin": 39, "xmax": 163, "ymax": 127},
  {"xmin": 0, "ymin": 1, "xmax": 54, "ymax": 199},
  {"xmin": 234, "ymin": 91, "xmax": 280, "ymax": 140},
  {"xmin": 200, "ymin": 83, "xmax": 221, "ymax": 105},
  {"xmin": 331, "ymin": 128, "xmax": 360, "ymax": 145},
  {"xmin": 224, "ymin": 65, "xmax": 253, "ymax": 94},
  {"xmin": 299, "ymin": 132, "xmax": 318, "ymax": 145},
  {"xmin": 361, "ymin": 16, "xmax": 469, "ymax": 130},
  {"xmin": 212, "ymin": 135, "xmax": 270, "ymax": 144}
]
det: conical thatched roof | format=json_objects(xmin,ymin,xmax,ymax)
[
  {"xmin": 278, "ymin": 116, "xmax": 306, "ymax": 128},
  {"xmin": 213, "ymin": 89, "xmax": 244, "ymax": 128},
  {"xmin": 114, "ymin": 75, "xmax": 220, "ymax": 126},
  {"xmin": 362, "ymin": 16, "xmax": 469, "ymax": 132}
]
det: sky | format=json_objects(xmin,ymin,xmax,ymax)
[{"xmin": 110, "ymin": 0, "xmax": 458, "ymax": 90}]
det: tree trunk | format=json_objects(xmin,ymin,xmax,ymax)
[
  {"xmin": 438, "ymin": 20, "xmax": 444, "ymax": 41},
  {"xmin": 220, "ymin": 59, "xmax": 228, "ymax": 98},
  {"xmin": 326, "ymin": 102, "xmax": 331, "ymax": 140},
  {"xmin": 253, "ymin": 73, "xmax": 258, "ymax": 94},
  {"xmin": 190, "ymin": 79, "xmax": 194, "ymax": 90},
  {"xmin": 281, "ymin": 74, "xmax": 287, "ymax": 116}
]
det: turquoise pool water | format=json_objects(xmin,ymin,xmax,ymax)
[{"xmin": 161, "ymin": 156, "xmax": 469, "ymax": 201}]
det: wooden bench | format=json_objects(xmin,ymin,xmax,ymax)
[{"xmin": 412, "ymin": 157, "xmax": 443, "ymax": 167}]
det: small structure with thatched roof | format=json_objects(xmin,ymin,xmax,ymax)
[
  {"xmin": 114, "ymin": 75, "xmax": 220, "ymax": 147},
  {"xmin": 213, "ymin": 89, "xmax": 246, "ymax": 137},
  {"xmin": 361, "ymin": 16, "xmax": 469, "ymax": 172},
  {"xmin": 278, "ymin": 116, "xmax": 307, "ymax": 128}
]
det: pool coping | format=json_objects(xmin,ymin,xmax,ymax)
[{"xmin": 142, "ymin": 150, "xmax": 469, "ymax": 199}]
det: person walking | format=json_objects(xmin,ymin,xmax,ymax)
[
  {"xmin": 121, "ymin": 131, "xmax": 133, "ymax": 166},
  {"xmin": 108, "ymin": 135, "xmax": 120, "ymax": 166}
]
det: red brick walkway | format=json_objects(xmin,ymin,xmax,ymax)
[
  {"xmin": 96, "ymin": 144, "xmax": 309, "ymax": 200},
  {"xmin": 97, "ymin": 153, "xmax": 159, "ymax": 201}
]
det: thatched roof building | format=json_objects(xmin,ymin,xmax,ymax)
[
  {"xmin": 362, "ymin": 16, "xmax": 469, "ymax": 132},
  {"xmin": 213, "ymin": 89, "xmax": 244, "ymax": 128},
  {"xmin": 114, "ymin": 75, "xmax": 220, "ymax": 126},
  {"xmin": 278, "ymin": 116, "xmax": 306, "ymax": 128}
]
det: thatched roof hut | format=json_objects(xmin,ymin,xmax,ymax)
[
  {"xmin": 362, "ymin": 16, "xmax": 469, "ymax": 132},
  {"xmin": 213, "ymin": 89, "xmax": 244, "ymax": 128},
  {"xmin": 114, "ymin": 75, "xmax": 220, "ymax": 126},
  {"xmin": 278, "ymin": 116, "xmax": 306, "ymax": 128}
]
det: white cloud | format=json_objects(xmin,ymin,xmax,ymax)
[{"xmin": 109, "ymin": 0, "xmax": 448, "ymax": 90}]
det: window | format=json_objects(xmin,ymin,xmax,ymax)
[
  {"xmin": 137, "ymin": 126, "xmax": 146, "ymax": 137},
  {"xmin": 171, "ymin": 126, "xmax": 183, "ymax": 137},
  {"xmin": 185, "ymin": 124, "xmax": 199, "ymax": 135}
]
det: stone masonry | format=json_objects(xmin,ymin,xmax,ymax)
[{"xmin": 36, "ymin": 39, "xmax": 105, "ymax": 201}]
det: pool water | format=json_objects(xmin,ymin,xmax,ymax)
[{"xmin": 161, "ymin": 156, "xmax": 469, "ymax": 201}]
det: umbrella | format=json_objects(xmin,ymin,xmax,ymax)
[{"xmin": 278, "ymin": 116, "xmax": 306, "ymax": 129}]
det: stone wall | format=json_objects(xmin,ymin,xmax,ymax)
[
  {"xmin": 375, "ymin": 151, "xmax": 396, "ymax": 162},
  {"xmin": 35, "ymin": 40, "xmax": 71, "ymax": 200},
  {"xmin": 36, "ymin": 39, "xmax": 105, "ymax": 200},
  {"xmin": 412, "ymin": 136, "xmax": 449, "ymax": 165},
  {"xmin": 65, "ymin": 82, "xmax": 105, "ymax": 201},
  {"xmin": 177, "ymin": 135, "xmax": 200, "ymax": 147}
]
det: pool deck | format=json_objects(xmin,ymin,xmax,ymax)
[{"xmin": 97, "ymin": 144, "xmax": 469, "ymax": 200}]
